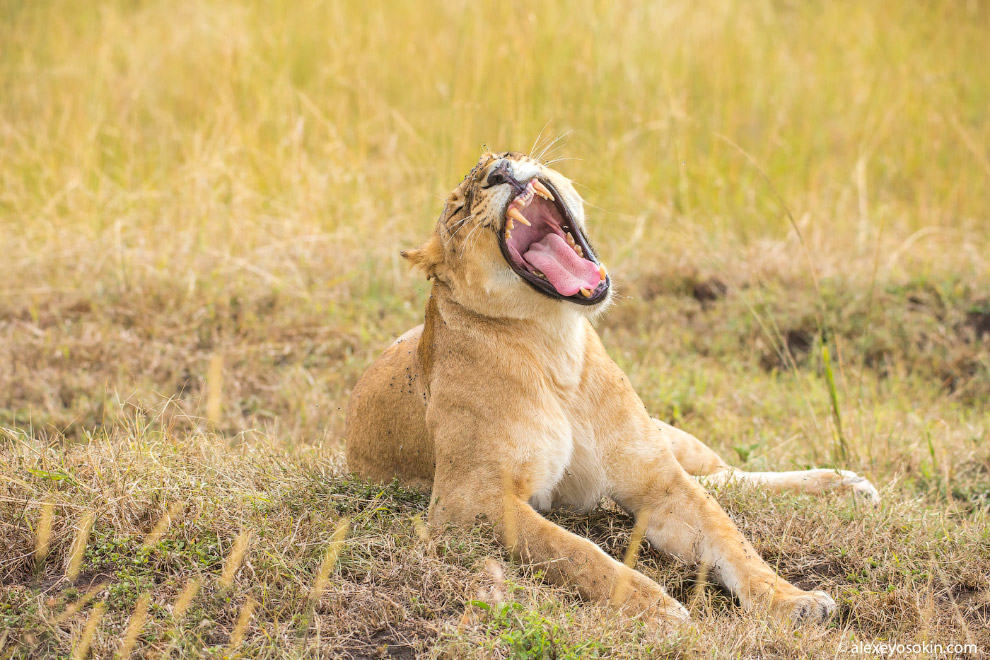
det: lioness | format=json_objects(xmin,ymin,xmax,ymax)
[{"xmin": 346, "ymin": 151, "xmax": 879, "ymax": 624}]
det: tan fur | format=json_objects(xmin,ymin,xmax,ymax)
[{"xmin": 346, "ymin": 152, "xmax": 879, "ymax": 625}]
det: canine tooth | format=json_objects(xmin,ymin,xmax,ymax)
[
  {"xmin": 580, "ymin": 288, "xmax": 592, "ymax": 297},
  {"xmin": 599, "ymin": 264, "xmax": 607, "ymax": 280},
  {"xmin": 507, "ymin": 207, "xmax": 531, "ymax": 226},
  {"xmin": 533, "ymin": 180, "xmax": 554, "ymax": 201}
]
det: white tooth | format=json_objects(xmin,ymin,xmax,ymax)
[
  {"xmin": 533, "ymin": 180, "xmax": 554, "ymax": 201},
  {"xmin": 507, "ymin": 207, "xmax": 531, "ymax": 226}
]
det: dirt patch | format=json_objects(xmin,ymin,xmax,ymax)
[
  {"xmin": 692, "ymin": 277, "xmax": 729, "ymax": 305},
  {"xmin": 341, "ymin": 624, "xmax": 437, "ymax": 659},
  {"xmin": 966, "ymin": 304, "xmax": 990, "ymax": 340},
  {"xmin": 636, "ymin": 272, "xmax": 730, "ymax": 304},
  {"xmin": 759, "ymin": 326, "xmax": 817, "ymax": 371}
]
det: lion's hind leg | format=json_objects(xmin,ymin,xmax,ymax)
[
  {"xmin": 609, "ymin": 419, "xmax": 838, "ymax": 623},
  {"xmin": 697, "ymin": 467, "xmax": 880, "ymax": 503},
  {"xmin": 653, "ymin": 418, "xmax": 880, "ymax": 504}
]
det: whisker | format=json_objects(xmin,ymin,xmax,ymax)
[
  {"xmin": 443, "ymin": 215, "xmax": 475, "ymax": 246},
  {"xmin": 540, "ymin": 140, "xmax": 571, "ymax": 165},
  {"xmin": 459, "ymin": 224, "xmax": 481, "ymax": 257},
  {"xmin": 535, "ymin": 134, "xmax": 557, "ymax": 162},
  {"xmin": 459, "ymin": 221, "xmax": 485, "ymax": 257},
  {"xmin": 468, "ymin": 227, "xmax": 485, "ymax": 254},
  {"xmin": 543, "ymin": 144, "xmax": 563, "ymax": 160},
  {"xmin": 536, "ymin": 130, "xmax": 572, "ymax": 163},
  {"xmin": 529, "ymin": 120, "xmax": 554, "ymax": 159},
  {"xmin": 580, "ymin": 199, "xmax": 612, "ymax": 215},
  {"xmin": 449, "ymin": 214, "xmax": 474, "ymax": 232},
  {"xmin": 540, "ymin": 141, "xmax": 565, "ymax": 161},
  {"xmin": 544, "ymin": 156, "xmax": 581, "ymax": 167}
]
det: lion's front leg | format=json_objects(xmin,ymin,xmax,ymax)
[
  {"xmin": 427, "ymin": 450, "xmax": 689, "ymax": 625},
  {"xmin": 608, "ymin": 421, "xmax": 837, "ymax": 623}
]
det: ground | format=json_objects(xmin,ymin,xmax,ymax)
[{"xmin": 1, "ymin": 0, "xmax": 989, "ymax": 658}]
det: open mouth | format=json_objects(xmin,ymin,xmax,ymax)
[{"xmin": 498, "ymin": 178, "xmax": 610, "ymax": 305}]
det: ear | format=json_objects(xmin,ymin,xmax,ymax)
[{"xmin": 400, "ymin": 233, "xmax": 443, "ymax": 279}]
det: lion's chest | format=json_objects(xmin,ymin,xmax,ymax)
[
  {"xmin": 518, "ymin": 332, "xmax": 611, "ymax": 513},
  {"xmin": 518, "ymin": 399, "xmax": 574, "ymax": 512},
  {"xmin": 523, "ymin": 393, "xmax": 606, "ymax": 514}
]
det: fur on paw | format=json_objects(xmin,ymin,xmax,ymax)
[
  {"xmin": 838, "ymin": 470, "xmax": 881, "ymax": 505},
  {"xmin": 618, "ymin": 574, "xmax": 691, "ymax": 624},
  {"xmin": 655, "ymin": 597, "xmax": 691, "ymax": 623},
  {"xmin": 774, "ymin": 589, "xmax": 837, "ymax": 624}
]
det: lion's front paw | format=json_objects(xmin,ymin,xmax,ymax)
[
  {"xmin": 633, "ymin": 596, "xmax": 689, "ymax": 626},
  {"xmin": 837, "ymin": 470, "xmax": 881, "ymax": 505},
  {"xmin": 773, "ymin": 589, "xmax": 837, "ymax": 624},
  {"xmin": 617, "ymin": 571, "xmax": 691, "ymax": 625},
  {"xmin": 655, "ymin": 597, "xmax": 691, "ymax": 624}
]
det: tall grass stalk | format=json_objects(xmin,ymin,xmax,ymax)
[
  {"xmin": 821, "ymin": 343, "xmax": 849, "ymax": 463},
  {"xmin": 34, "ymin": 498, "xmax": 53, "ymax": 575},
  {"xmin": 71, "ymin": 601, "xmax": 105, "ymax": 660},
  {"xmin": 117, "ymin": 593, "xmax": 151, "ymax": 658},
  {"xmin": 66, "ymin": 511, "xmax": 95, "ymax": 581},
  {"xmin": 219, "ymin": 530, "xmax": 251, "ymax": 588}
]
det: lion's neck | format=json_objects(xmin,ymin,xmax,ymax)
[{"xmin": 423, "ymin": 282, "xmax": 589, "ymax": 386}]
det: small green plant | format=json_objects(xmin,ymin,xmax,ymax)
[
  {"xmin": 472, "ymin": 601, "xmax": 601, "ymax": 659},
  {"xmin": 732, "ymin": 442, "xmax": 760, "ymax": 464}
]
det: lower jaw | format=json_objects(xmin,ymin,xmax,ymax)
[{"xmin": 512, "ymin": 270, "xmax": 610, "ymax": 305}]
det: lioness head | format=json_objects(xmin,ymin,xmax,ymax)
[{"xmin": 403, "ymin": 151, "xmax": 612, "ymax": 318}]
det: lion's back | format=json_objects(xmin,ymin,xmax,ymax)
[{"xmin": 345, "ymin": 325, "xmax": 435, "ymax": 490}]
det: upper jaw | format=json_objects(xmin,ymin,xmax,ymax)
[{"xmin": 496, "ymin": 177, "xmax": 611, "ymax": 306}]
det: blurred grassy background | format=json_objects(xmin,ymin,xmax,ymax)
[
  {"xmin": 2, "ymin": 0, "xmax": 989, "ymax": 452},
  {"xmin": 2, "ymin": 1, "xmax": 989, "ymax": 657},
  {"xmin": 2, "ymin": 0, "xmax": 989, "ymax": 476},
  {"xmin": 3, "ymin": 0, "xmax": 989, "ymax": 272}
]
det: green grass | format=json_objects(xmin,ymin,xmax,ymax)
[{"xmin": 1, "ymin": 0, "xmax": 989, "ymax": 657}]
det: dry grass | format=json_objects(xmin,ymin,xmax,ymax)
[{"xmin": 1, "ymin": 0, "xmax": 989, "ymax": 657}]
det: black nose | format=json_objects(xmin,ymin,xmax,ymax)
[
  {"xmin": 485, "ymin": 161, "xmax": 523, "ymax": 191},
  {"xmin": 487, "ymin": 170, "xmax": 508, "ymax": 186}
]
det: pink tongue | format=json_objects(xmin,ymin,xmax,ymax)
[{"xmin": 523, "ymin": 233, "xmax": 602, "ymax": 297}]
